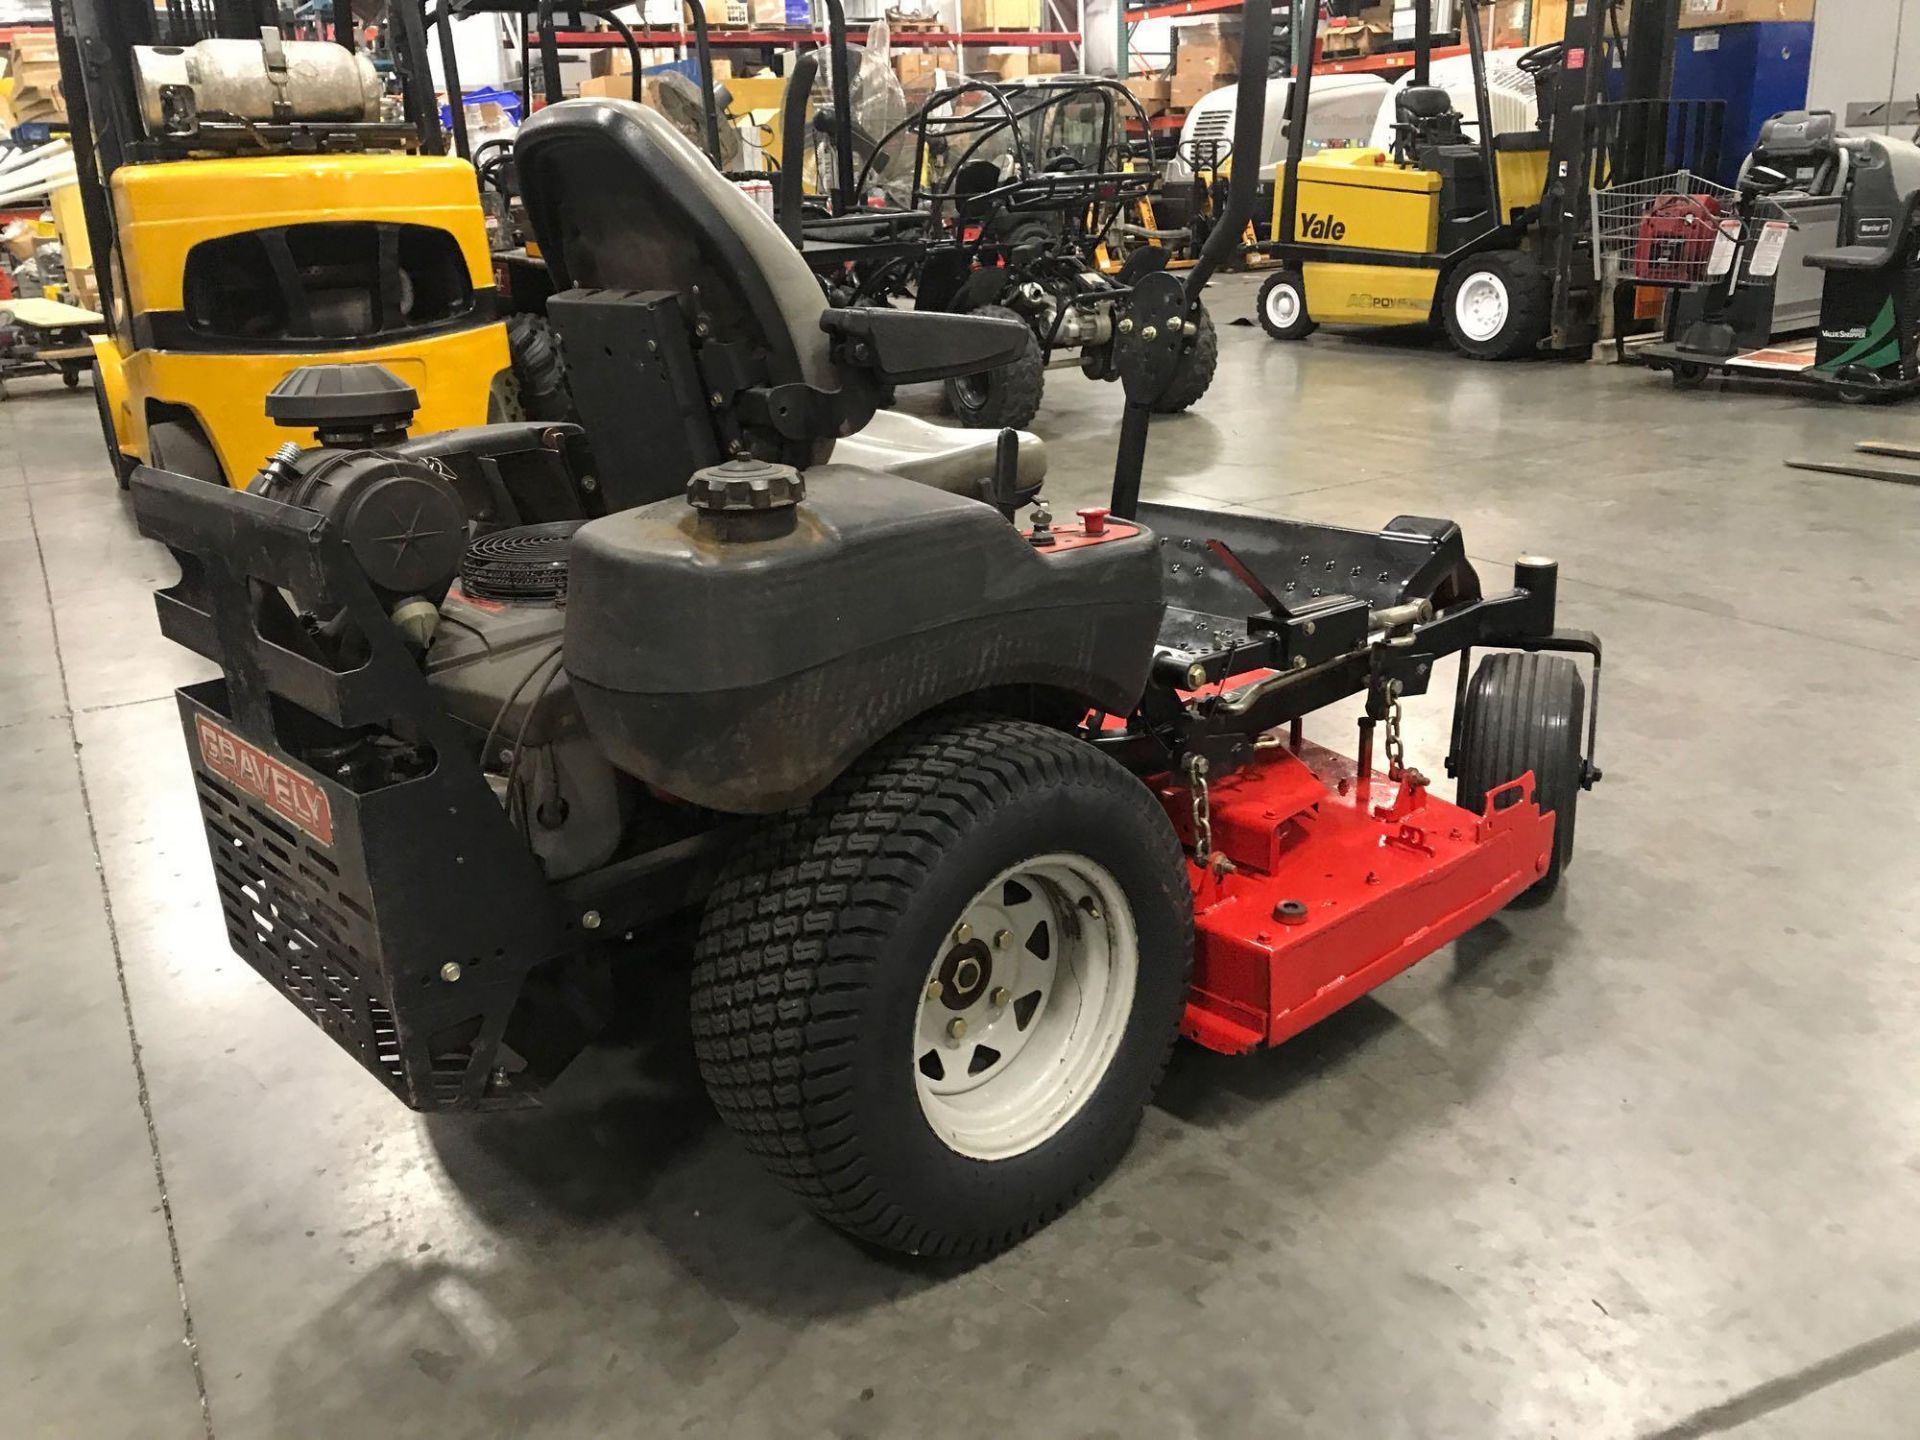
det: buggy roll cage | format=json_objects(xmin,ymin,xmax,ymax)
[{"xmin": 860, "ymin": 76, "xmax": 1157, "ymax": 238}]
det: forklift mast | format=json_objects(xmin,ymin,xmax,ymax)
[{"xmin": 1539, "ymin": 0, "xmax": 1683, "ymax": 351}]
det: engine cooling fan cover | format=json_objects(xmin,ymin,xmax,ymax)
[{"xmin": 459, "ymin": 521, "xmax": 585, "ymax": 604}]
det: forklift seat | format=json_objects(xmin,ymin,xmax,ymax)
[
  {"xmin": 1393, "ymin": 85, "xmax": 1468, "ymax": 156},
  {"xmin": 513, "ymin": 99, "xmax": 1041, "ymax": 499}
]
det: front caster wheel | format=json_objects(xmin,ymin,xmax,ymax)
[
  {"xmin": 690, "ymin": 715, "xmax": 1193, "ymax": 1259},
  {"xmin": 1456, "ymin": 652, "xmax": 1586, "ymax": 900},
  {"xmin": 1671, "ymin": 361, "xmax": 1709, "ymax": 390}
]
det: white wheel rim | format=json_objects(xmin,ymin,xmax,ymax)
[
  {"xmin": 913, "ymin": 853, "xmax": 1137, "ymax": 1162},
  {"xmin": 1455, "ymin": 270, "xmax": 1511, "ymax": 343},
  {"xmin": 1265, "ymin": 280, "xmax": 1303, "ymax": 330}
]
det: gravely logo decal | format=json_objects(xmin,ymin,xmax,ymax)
[{"xmin": 194, "ymin": 714, "xmax": 335, "ymax": 846}]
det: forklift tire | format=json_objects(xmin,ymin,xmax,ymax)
[
  {"xmin": 506, "ymin": 313, "xmax": 576, "ymax": 422},
  {"xmin": 690, "ymin": 714, "xmax": 1192, "ymax": 1260},
  {"xmin": 942, "ymin": 305, "xmax": 1045, "ymax": 429},
  {"xmin": 146, "ymin": 419, "xmax": 226, "ymax": 487},
  {"xmin": 94, "ymin": 365, "xmax": 137, "ymax": 492},
  {"xmin": 1455, "ymin": 652, "xmax": 1585, "ymax": 900},
  {"xmin": 1442, "ymin": 251, "xmax": 1549, "ymax": 361},
  {"xmin": 1153, "ymin": 303, "xmax": 1218, "ymax": 412},
  {"xmin": 1256, "ymin": 270, "xmax": 1316, "ymax": 341}
]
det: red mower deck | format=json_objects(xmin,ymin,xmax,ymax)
[{"xmin": 1161, "ymin": 739, "xmax": 1555, "ymax": 1055}]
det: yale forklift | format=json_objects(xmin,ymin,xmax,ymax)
[
  {"xmin": 1254, "ymin": 0, "xmax": 1688, "ymax": 360},
  {"xmin": 58, "ymin": 0, "xmax": 511, "ymax": 488}
]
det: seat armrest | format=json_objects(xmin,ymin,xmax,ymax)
[{"xmin": 820, "ymin": 307, "xmax": 1033, "ymax": 386}]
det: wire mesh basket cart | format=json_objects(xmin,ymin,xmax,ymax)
[{"xmin": 1591, "ymin": 171, "xmax": 1783, "ymax": 288}]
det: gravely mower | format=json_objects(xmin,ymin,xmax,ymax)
[{"xmin": 130, "ymin": 0, "xmax": 1603, "ymax": 1259}]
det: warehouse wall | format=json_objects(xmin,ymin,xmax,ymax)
[{"xmin": 1807, "ymin": 0, "xmax": 1917, "ymax": 133}]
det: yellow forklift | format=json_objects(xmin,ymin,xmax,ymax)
[
  {"xmin": 57, "ymin": 0, "xmax": 510, "ymax": 487},
  {"xmin": 1254, "ymin": 0, "xmax": 1688, "ymax": 360}
]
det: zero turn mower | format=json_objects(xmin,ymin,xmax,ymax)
[{"xmin": 129, "ymin": 0, "xmax": 1603, "ymax": 1259}]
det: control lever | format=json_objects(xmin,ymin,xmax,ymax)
[{"xmin": 990, "ymin": 427, "xmax": 1021, "ymax": 522}]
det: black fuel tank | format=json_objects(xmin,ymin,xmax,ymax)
[{"xmin": 564, "ymin": 467, "xmax": 1163, "ymax": 813}]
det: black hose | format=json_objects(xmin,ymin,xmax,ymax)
[{"xmin": 1183, "ymin": 0, "xmax": 1272, "ymax": 301}]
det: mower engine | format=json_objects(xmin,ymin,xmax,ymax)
[{"xmin": 246, "ymin": 364, "xmax": 630, "ymax": 883}]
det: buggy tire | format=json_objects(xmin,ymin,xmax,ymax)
[
  {"xmin": 147, "ymin": 419, "xmax": 226, "ymax": 487},
  {"xmin": 94, "ymin": 364, "xmax": 137, "ymax": 491},
  {"xmin": 505, "ymin": 312, "xmax": 576, "ymax": 422},
  {"xmin": 690, "ymin": 714, "xmax": 1193, "ymax": 1260},
  {"xmin": 942, "ymin": 304, "xmax": 1045, "ymax": 428},
  {"xmin": 1256, "ymin": 269, "xmax": 1316, "ymax": 340},
  {"xmin": 1442, "ymin": 250, "xmax": 1549, "ymax": 360},
  {"xmin": 1153, "ymin": 302, "xmax": 1218, "ymax": 412},
  {"xmin": 1455, "ymin": 652, "xmax": 1585, "ymax": 900}
]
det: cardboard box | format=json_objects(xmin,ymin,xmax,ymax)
[
  {"xmin": 960, "ymin": 0, "xmax": 1041, "ymax": 30},
  {"xmin": 1321, "ymin": 19, "xmax": 1390, "ymax": 56},
  {"xmin": 6, "ymin": 34, "xmax": 65, "ymax": 126},
  {"xmin": 1679, "ymin": 0, "xmax": 1816, "ymax": 27},
  {"xmin": 893, "ymin": 47, "xmax": 958, "ymax": 90},
  {"xmin": 1474, "ymin": 0, "xmax": 1530, "ymax": 48},
  {"xmin": 1125, "ymin": 75, "xmax": 1172, "ymax": 117},
  {"xmin": 578, "ymin": 73, "xmax": 670, "ymax": 104},
  {"xmin": 749, "ymin": 0, "xmax": 788, "ymax": 25},
  {"xmin": 976, "ymin": 49, "xmax": 1063, "ymax": 79},
  {"xmin": 1170, "ymin": 64, "xmax": 1234, "ymax": 113}
]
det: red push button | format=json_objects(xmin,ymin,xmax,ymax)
[{"xmin": 1076, "ymin": 507, "xmax": 1110, "ymax": 536}]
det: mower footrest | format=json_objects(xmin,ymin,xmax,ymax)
[{"xmin": 1167, "ymin": 741, "xmax": 1555, "ymax": 1055}]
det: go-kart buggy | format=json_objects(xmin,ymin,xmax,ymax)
[
  {"xmin": 128, "ymin": 0, "xmax": 1604, "ymax": 1260},
  {"xmin": 801, "ymin": 17, "xmax": 1215, "ymax": 428}
]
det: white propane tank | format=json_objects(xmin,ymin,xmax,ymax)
[{"xmin": 131, "ymin": 30, "xmax": 384, "ymax": 135}]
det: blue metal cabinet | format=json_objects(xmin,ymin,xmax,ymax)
[{"xmin": 1669, "ymin": 21, "xmax": 1817, "ymax": 185}]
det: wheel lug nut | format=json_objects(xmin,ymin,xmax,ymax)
[
  {"xmin": 954, "ymin": 921, "xmax": 973, "ymax": 944},
  {"xmin": 990, "ymin": 986, "xmax": 1010, "ymax": 1008},
  {"xmin": 926, "ymin": 979, "xmax": 944, "ymax": 1001},
  {"xmin": 993, "ymin": 928, "xmax": 1012, "ymax": 950},
  {"xmin": 947, "ymin": 1017, "xmax": 968, "ymax": 1040}
]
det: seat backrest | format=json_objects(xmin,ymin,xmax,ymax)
[
  {"xmin": 1396, "ymin": 85, "xmax": 1458, "ymax": 125},
  {"xmin": 515, "ymin": 99, "xmax": 837, "ymax": 396}
]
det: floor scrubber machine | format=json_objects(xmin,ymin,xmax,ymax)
[{"xmin": 127, "ymin": 0, "xmax": 1604, "ymax": 1258}]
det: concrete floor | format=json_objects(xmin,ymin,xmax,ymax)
[{"xmin": 5, "ymin": 271, "xmax": 1920, "ymax": 1439}]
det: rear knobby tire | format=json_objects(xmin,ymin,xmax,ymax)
[
  {"xmin": 690, "ymin": 714, "xmax": 1193, "ymax": 1259},
  {"xmin": 942, "ymin": 303, "xmax": 1045, "ymax": 429},
  {"xmin": 1153, "ymin": 303, "xmax": 1218, "ymax": 412},
  {"xmin": 1455, "ymin": 652, "xmax": 1585, "ymax": 899},
  {"xmin": 1442, "ymin": 250, "xmax": 1549, "ymax": 361}
]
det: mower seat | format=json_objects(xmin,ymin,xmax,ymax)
[{"xmin": 515, "ymin": 99, "xmax": 1036, "ymax": 502}]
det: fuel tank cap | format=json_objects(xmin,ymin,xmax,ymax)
[{"xmin": 686, "ymin": 457, "xmax": 805, "ymax": 513}]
